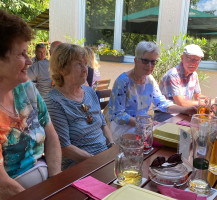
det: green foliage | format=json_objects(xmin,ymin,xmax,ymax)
[
  {"xmin": 65, "ymin": 34, "xmax": 86, "ymax": 46},
  {"xmin": 0, "ymin": 0, "xmax": 49, "ymax": 21},
  {"xmin": 96, "ymin": 42, "xmax": 125, "ymax": 56},
  {"xmin": 153, "ymin": 34, "xmax": 208, "ymax": 83}
]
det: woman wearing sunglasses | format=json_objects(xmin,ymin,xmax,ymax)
[
  {"xmin": 108, "ymin": 41, "xmax": 197, "ymax": 142},
  {"xmin": 44, "ymin": 43, "xmax": 114, "ymax": 170}
]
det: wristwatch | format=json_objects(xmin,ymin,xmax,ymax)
[{"xmin": 107, "ymin": 142, "xmax": 115, "ymax": 148}]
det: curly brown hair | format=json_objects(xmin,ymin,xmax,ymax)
[{"xmin": 0, "ymin": 9, "xmax": 34, "ymax": 58}]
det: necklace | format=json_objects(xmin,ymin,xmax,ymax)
[
  {"xmin": 0, "ymin": 102, "xmax": 19, "ymax": 117},
  {"xmin": 133, "ymin": 68, "xmax": 146, "ymax": 84},
  {"xmin": 56, "ymin": 87, "xmax": 84, "ymax": 102},
  {"xmin": 133, "ymin": 68, "xmax": 138, "ymax": 81}
]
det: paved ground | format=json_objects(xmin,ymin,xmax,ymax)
[
  {"xmin": 98, "ymin": 61, "xmax": 134, "ymax": 89},
  {"xmin": 98, "ymin": 61, "xmax": 217, "ymax": 98}
]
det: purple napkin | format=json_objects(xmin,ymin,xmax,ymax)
[
  {"xmin": 176, "ymin": 121, "xmax": 191, "ymax": 127},
  {"xmin": 158, "ymin": 185, "xmax": 207, "ymax": 200},
  {"xmin": 72, "ymin": 176, "xmax": 116, "ymax": 200}
]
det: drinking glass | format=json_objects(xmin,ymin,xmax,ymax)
[
  {"xmin": 114, "ymin": 133, "xmax": 144, "ymax": 186},
  {"xmin": 135, "ymin": 115, "xmax": 153, "ymax": 154},
  {"xmin": 189, "ymin": 114, "xmax": 217, "ymax": 194},
  {"xmin": 198, "ymin": 97, "xmax": 211, "ymax": 115},
  {"xmin": 211, "ymin": 97, "xmax": 217, "ymax": 117}
]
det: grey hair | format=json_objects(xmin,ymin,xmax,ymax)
[
  {"xmin": 35, "ymin": 43, "xmax": 46, "ymax": 51},
  {"xmin": 135, "ymin": 41, "xmax": 159, "ymax": 59}
]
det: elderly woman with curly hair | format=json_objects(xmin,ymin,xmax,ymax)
[
  {"xmin": 45, "ymin": 43, "xmax": 114, "ymax": 170},
  {"xmin": 0, "ymin": 9, "xmax": 61, "ymax": 200}
]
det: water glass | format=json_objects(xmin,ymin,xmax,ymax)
[
  {"xmin": 135, "ymin": 115, "xmax": 153, "ymax": 154},
  {"xmin": 198, "ymin": 97, "xmax": 211, "ymax": 115}
]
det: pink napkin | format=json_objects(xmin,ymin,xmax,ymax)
[
  {"xmin": 72, "ymin": 176, "xmax": 116, "ymax": 200},
  {"xmin": 176, "ymin": 121, "xmax": 191, "ymax": 127},
  {"xmin": 158, "ymin": 185, "xmax": 207, "ymax": 200}
]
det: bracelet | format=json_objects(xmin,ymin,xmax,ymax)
[{"xmin": 107, "ymin": 142, "xmax": 115, "ymax": 148}]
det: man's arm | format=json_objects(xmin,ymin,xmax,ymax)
[
  {"xmin": 0, "ymin": 166, "xmax": 24, "ymax": 200},
  {"xmin": 167, "ymin": 104, "xmax": 197, "ymax": 115},
  {"xmin": 173, "ymin": 93, "xmax": 205, "ymax": 107},
  {"xmin": 44, "ymin": 122, "xmax": 62, "ymax": 177}
]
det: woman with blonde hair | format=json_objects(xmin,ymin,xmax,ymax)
[
  {"xmin": 85, "ymin": 46, "xmax": 101, "ymax": 88},
  {"xmin": 45, "ymin": 43, "xmax": 114, "ymax": 170}
]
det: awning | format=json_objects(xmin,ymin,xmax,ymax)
[{"xmin": 27, "ymin": 9, "xmax": 49, "ymax": 30}]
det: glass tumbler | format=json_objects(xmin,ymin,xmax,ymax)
[{"xmin": 135, "ymin": 115, "xmax": 154, "ymax": 154}]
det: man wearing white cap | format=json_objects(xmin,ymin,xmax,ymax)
[{"xmin": 159, "ymin": 44, "xmax": 205, "ymax": 106}]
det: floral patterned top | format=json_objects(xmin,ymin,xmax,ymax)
[
  {"xmin": 0, "ymin": 81, "xmax": 50, "ymax": 178},
  {"xmin": 109, "ymin": 72, "xmax": 172, "ymax": 125}
]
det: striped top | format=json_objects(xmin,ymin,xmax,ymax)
[{"xmin": 44, "ymin": 85, "xmax": 107, "ymax": 164}]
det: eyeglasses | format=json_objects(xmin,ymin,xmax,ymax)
[
  {"xmin": 139, "ymin": 58, "xmax": 158, "ymax": 66},
  {"xmin": 150, "ymin": 153, "xmax": 182, "ymax": 168},
  {"xmin": 185, "ymin": 56, "xmax": 201, "ymax": 63},
  {"xmin": 81, "ymin": 104, "xmax": 93, "ymax": 124}
]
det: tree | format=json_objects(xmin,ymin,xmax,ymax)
[{"xmin": 0, "ymin": 0, "xmax": 49, "ymax": 21}]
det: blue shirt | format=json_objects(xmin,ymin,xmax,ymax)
[{"xmin": 109, "ymin": 72, "xmax": 172, "ymax": 125}]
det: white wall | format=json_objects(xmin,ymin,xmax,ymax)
[
  {"xmin": 157, "ymin": 0, "xmax": 190, "ymax": 48},
  {"xmin": 49, "ymin": 0, "xmax": 80, "ymax": 43}
]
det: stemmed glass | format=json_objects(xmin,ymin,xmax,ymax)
[{"xmin": 189, "ymin": 114, "xmax": 217, "ymax": 194}]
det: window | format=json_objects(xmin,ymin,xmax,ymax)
[
  {"xmin": 121, "ymin": 0, "xmax": 160, "ymax": 56},
  {"xmin": 188, "ymin": 0, "xmax": 217, "ymax": 61},
  {"xmin": 85, "ymin": 0, "xmax": 116, "ymax": 48}
]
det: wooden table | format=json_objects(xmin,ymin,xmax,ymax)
[{"xmin": 9, "ymin": 114, "xmax": 217, "ymax": 200}]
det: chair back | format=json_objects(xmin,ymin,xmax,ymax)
[
  {"xmin": 96, "ymin": 89, "xmax": 112, "ymax": 110},
  {"xmin": 94, "ymin": 79, "xmax": 111, "ymax": 91}
]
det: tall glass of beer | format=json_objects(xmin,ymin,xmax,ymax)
[{"xmin": 198, "ymin": 97, "xmax": 211, "ymax": 115}]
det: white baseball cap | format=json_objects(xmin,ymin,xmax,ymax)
[{"xmin": 183, "ymin": 44, "xmax": 204, "ymax": 58}]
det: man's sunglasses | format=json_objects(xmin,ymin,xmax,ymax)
[
  {"xmin": 150, "ymin": 153, "xmax": 182, "ymax": 168},
  {"xmin": 139, "ymin": 58, "xmax": 158, "ymax": 66},
  {"xmin": 81, "ymin": 104, "xmax": 93, "ymax": 124}
]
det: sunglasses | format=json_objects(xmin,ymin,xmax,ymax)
[
  {"xmin": 150, "ymin": 153, "xmax": 182, "ymax": 168},
  {"xmin": 81, "ymin": 104, "xmax": 93, "ymax": 124},
  {"xmin": 139, "ymin": 58, "xmax": 158, "ymax": 66}
]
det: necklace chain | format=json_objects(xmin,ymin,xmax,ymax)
[
  {"xmin": 56, "ymin": 87, "xmax": 84, "ymax": 102},
  {"xmin": 0, "ymin": 102, "xmax": 19, "ymax": 117},
  {"xmin": 133, "ymin": 68, "xmax": 146, "ymax": 84}
]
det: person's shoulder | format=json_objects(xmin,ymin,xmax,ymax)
[
  {"xmin": 38, "ymin": 59, "xmax": 49, "ymax": 66},
  {"xmin": 82, "ymin": 85, "xmax": 95, "ymax": 94},
  {"xmin": 116, "ymin": 72, "xmax": 129, "ymax": 82},
  {"xmin": 17, "ymin": 80, "xmax": 35, "ymax": 90},
  {"xmin": 147, "ymin": 75, "xmax": 158, "ymax": 85}
]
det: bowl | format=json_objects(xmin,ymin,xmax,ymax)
[{"xmin": 148, "ymin": 163, "xmax": 189, "ymax": 186}]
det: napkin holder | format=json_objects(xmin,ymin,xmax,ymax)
[{"xmin": 153, "ymin": 123, "xmax": 190, "ymax": 148}]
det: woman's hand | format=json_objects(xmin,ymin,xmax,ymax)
[{"xmin": 62, "ymin": 145, "xmax": 93, "ymax": 163}]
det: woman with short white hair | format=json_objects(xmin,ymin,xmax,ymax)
[{"xmin": 109, "ymin": 41, "xmax": 197, "ymax": 142}]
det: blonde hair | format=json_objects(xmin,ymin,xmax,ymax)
[
  {"xmin": 49, "ymin": 43, "xmax": 88, "ymax": 87},
  {"xmin": 84, "ymin": 46, "xmax": 100, "ymax": 69}
]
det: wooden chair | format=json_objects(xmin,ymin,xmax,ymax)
[
  {"xmin": 94, "ymin": 79, "xmax": 111, "ymax": 91},
  {"xmin": 96, "ymin": 89, "xmax": 112, "ymax": 110}
]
